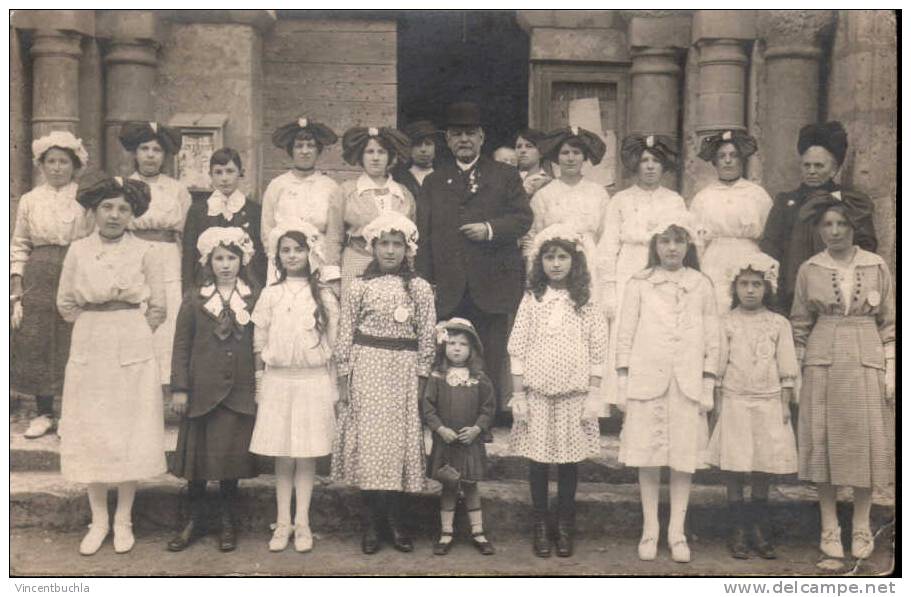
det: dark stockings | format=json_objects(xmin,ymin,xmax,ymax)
[
  {"xmin": 35, "ymin": 394, "xmax": 54, "ymax": 417},
  {"xmin": 725, "ymin": 472, "xmax": 775, "ymax": 559},
  {"xmin": 529, "ymin": 461, "xmax": 579, "ymax": 514}
]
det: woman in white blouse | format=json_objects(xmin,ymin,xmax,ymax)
[
  {"xmin": 596, "ymin": 134, "xmax": 686, "ymax": 414},
  {"xmin": 689, "ymin": 130, "xmax": 773, "ymax": 313},
  {"xmin": 119, "ymin": 121, "xmax": 192, "ymax": 389},
  {"xmin": 261, "ymin": 117, "xmax": 341, "ymax": 285},
  {"xmin": 10, "ymin": 131, "xmax": 94, "ymax": 439}
]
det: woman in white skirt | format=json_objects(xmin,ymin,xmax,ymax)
[
  {"xmin": 57, "ymin": 177, "xmax": 167, "ymax": 556},
  {"xmin": 615, "ymin": 210, "xmax": 720, "ymax": 563},
  {"xmin": 250, "ymin": 221, "xmax": 339, "ymax": 553}
]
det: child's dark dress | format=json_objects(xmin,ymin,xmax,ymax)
[
  {"xmin": 169, "ymin": 280, "xmax": 259, "ymax": 480},
  {"xmin": 421, "ymin": 370, "xmax": 496, "ymax": 481}
]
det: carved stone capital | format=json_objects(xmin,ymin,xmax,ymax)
[{"xmin": 757, "ymin": 10, "xmax": 836, "ymax": 49}]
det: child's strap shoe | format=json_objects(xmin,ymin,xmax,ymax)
[
  {"xmin": 433, "ymin": 532, "xmax": 454, "ymax": 556},
  {"xmin": 113, "ymin": 521, "xmax": 135, "ymax": 554},
  {"xmin": 294, "ymin": 524, "xmax": 313, "ymax": 553},
  {"xmin": 79, "ymin": 523, "xmax": 110, "ymax": 556},
  {"xmin": 851, "ymin": 529, "xmax": 874, "ymax": 560},
  {"xmin": 269, "ymin": 522, "xmax": 292, "ymax": 552},
  {"xmin": 638, "ymin": 534, "xmax": 658, "ymax": 561},
  {"xmin": 669, "ymin": 534, "xmax": 691, "ymax": 563},
  {"xmin": 471, "ymin": 532, "xmax": 495, "ymax": 556}
]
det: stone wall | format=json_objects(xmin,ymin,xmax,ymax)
[
  {"xmin": 261, "ymin": 18, "xmax": 397, "ymax": 184},
  {"xmin": 825, "ymin": 10, "xmax": 897, "ymax": 272},
  {"xmin": 155, "ymin": 22, "xmax": 264, "ymax": 196}
]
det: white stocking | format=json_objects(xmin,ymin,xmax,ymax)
[
  {"xmin": 274, "ymin": 457, "xmax": 295, "ymax": 526},
  {"xmin": 293, "ymin": 457, "xmax": 316, "ymax": 528},
  {"xmin": 638, "ymin": 467, "xmax": 660, "ymax": 538},
  {"xmin": 87, "ymin": 483, "xmax": 109, "ymax": 528},
  {"xmin": 852, "ymin": 486, "xmax": 873, "ymax": 534},
  {"xmin": 668, "ymin": 470, "xmax": 692, "ymax": 539},
  {"xmin": 818, "ymin": 483, "xmax": 839, "ymax": 531}
]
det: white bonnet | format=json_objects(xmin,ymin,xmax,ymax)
[
  {"xmin": 529, "ymin": 222, "xmax": 584, "ymax": 260},
  {"xmin": 32, "ymin": 131, "xmax": 89, "ymax": 168},
  {"xmin": 197, "ymin": 227, "xmax": 255, "ymax": 267},
  {"xmin": 647, "ymin": 209, "xmax": 699, "ymax": 242},
  {"xmin": 362, "ymin": 212, "xmax": 419, "ymax": 257},
  {"xmin": 728, "ymin": 252, "xmax": 780, "ymax": 293},
  {"xmin": 267, "ymin": 219, "xmax": 326, "ymax": 273}
]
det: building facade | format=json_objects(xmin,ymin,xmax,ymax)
[{"xmin": 9, "ymin": 9, "xmax": 897, "ymax": 269}]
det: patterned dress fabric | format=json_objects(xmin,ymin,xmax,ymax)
[
  {"xmin": 331, "ymin": 274, "xmax": 436, "ymax": 491},
  {"xmin": 707, "ymin": 307, "xmax": 799, "ymax": 474},
  {"xmin": 249, "ymin": 279, "xmax": 339, "ymax": 458},
  {"xmin": 56, "ymin": 232, "xmax": 167, "ymax": 483},
  {"xmin": 260, "ymin": 170, "xmax": 340, "ymax": 283},
  {"xmin": 128, "ymin": 172, "xmax": 192, "ymax": 383},
  {"xmin": 791, "ymin": 248, "xmax": 895, "ymax": 489},
  {"xmin": 690, "ymin": 178, "xmax": 773, "ymax": 313},
  {"xmin": 10, "ymin": 182, "xmax": 94, "ymax": 395},
  {"xmin": 508, "ymin": 288, "xmax": 607, "ymax": 463}
]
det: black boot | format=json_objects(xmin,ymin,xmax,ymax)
[
  {"xmin": 532, "ymin": 510, "xmax": 551, "ymax": 558},
  {"xmin": 750, "ymin": 500, "xmax": 776, "ymax": 559},
  {"xmin": 167, "ymin": 482, "xmax": 207, "ymax": 552},
  {"xmin": 360, "ymin": 491, "xmax": 381, "ymax": 554},
  {"xmin": 385, "ymin": 492, "xmax": 414, "ymax": 553},
  {"xmin": 218, "ymin": 480, "xmax": 238, "ymax": 552},
  {"xmin": 727, "ymin": 501, "xmax": 750, "ymax": 559},
  {"xmin": 555, "ymin": 508, "xmax": 575, "ymax": 558}
]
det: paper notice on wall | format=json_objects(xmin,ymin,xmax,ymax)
[{"xmin": 567, "ymin": 97, "xmax": 615, "ymax": 188}]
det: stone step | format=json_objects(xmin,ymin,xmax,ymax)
[
  {"xmin": 10, "ymin": 470, "xmax": 895, "ymax": 542},
  {"xmin": 9, "ymin": 421, "xmax": 806, "ymax": 487}
]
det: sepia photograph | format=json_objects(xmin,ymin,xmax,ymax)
[{"xmin": 7, "ymin": 5, "xmax": 898, "ymax": 583}]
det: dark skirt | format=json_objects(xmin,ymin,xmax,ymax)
[
  {"xmin": 11, "ymin": 245, "xmax": 72, "ymax": 396},
  {"xmin": 169, "ymin": 403, "xmax": 258, "ymax": 481},
  {"xmin": 426, "ymin": 438, "xmax": 488, "ymax": 482}
]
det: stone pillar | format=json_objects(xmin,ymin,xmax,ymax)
[
  {"xmin": 626, "ymin": 14, "xmax": 692, "ymax": 189},
  {"xmin": 10, "ymin": 26, "xmax": 32, "ymax": 218},
  {"xmin": 78, "ymin": 37, "xmax": 105, "ymax": 180},
  {"xmin": 29, "ymin": 30, "xmax": 83, "ymax": 139},
  {"xmin": 97, "ymin": 10, "xmax": 162, "ymax": 175},
  {"xmin": 826, "ymin": 10, "xmax": 897, "ymax": 272},
  {"xmin": 756, "ymin": 11, "xmax": 836, "ymax": 197}
]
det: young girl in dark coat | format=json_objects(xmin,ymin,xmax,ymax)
[
  {"xmin": 168, "ymin": 227, "xmax": 260, "ymax": 553},
  {"xmin": 422, "ymin": 318, "xmax": 496, "ymax": 556},
  {"xmin": 181, "ymin": 148, "xmax": 267, "ymax": 292}
]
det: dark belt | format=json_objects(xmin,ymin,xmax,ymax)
[
  {"xmin": 354, "ymin": 331, "xmax": 418, "ymax": 352},
  {"xmin": 82, "ymin": 301, "xmax": 140, "ymax": 312},
  {"xmin": 133, "ymin": 229, "xmax": 178, "ymax": 243}
]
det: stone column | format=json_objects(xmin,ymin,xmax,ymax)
[
  {"xmin": 757, "ymin": 11, "xmax": 835, "ymax": 197},
  {"xmin": 97, "ymin": 10, "xmax": 161, "ymax": 175},
  {"xmin": 29, "ymin": 30, "xmax": 83, "ymax": 139}
]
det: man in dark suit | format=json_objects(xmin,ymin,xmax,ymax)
[{"xmin": 416, "ymin": 101, "xmax": 533, "ymax": 413}]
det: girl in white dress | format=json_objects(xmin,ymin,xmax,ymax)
[
  {"xmin": 616, "ymin": 210, "xmax": 719, "ymax": 564},
  {"xmin": 707, "ymin": 253, "xmax": 798, "ymax": 560},
  {"xmin": 509, "ymin": 223, "xmax": 607, "ymax": 559},
  {"xmin": 598, "ymin": 134, "xmax": 686, "ymax": 414},
  {"xmin": 11, "ymin": 131, "xmax": 93, "ymax": 438},
  {"xmin": 690, "ymin": 130, "xmax": 773, "ymax": 312},
  {"xmin": 57, "ymin": 177, "xmax": 167, "ymax": 556},
  {"xmin": 250, "ymin": 221, "xmax": 339, "ymax": 554},
  {"xmin": 119, "ymin": 121, "xmax": 192, "ymax": 389},
  {"xmin": 262, "ymin": 116, "xmax": 341, "ymax": 285}
]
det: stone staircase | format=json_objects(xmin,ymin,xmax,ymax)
[{"xmin": 9, "ymin": 398, "xmax": 895, "ymax": 542}]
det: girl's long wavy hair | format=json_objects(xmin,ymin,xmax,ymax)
[
  {"xmin": 645, "ymin": 225, "xmax": 701, "ymax": 271},
  {"xmin": 202, "ymin": 243, "xmax": 258, "ymax": 293},
  {"xmin": 272, "ymin": 230, "xmax": 329, "ymax": 339},
  {"xmin": 431, "ymin": 329, "xmax": 485, "ymax": 378},
  {"xmin": 528, "ymin": 239, "xmax": 591, "ymax": 311}
]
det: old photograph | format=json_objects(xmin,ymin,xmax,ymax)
[{"xmin": 8, "ymin": 7, "xmax": 897, "ymax": 580}]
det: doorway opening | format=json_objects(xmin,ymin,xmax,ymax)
[{"xmin": 397, "ymin": 11, "xmax": 529, "ymax": 155}]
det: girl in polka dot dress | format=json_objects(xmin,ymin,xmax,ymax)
[
  {"xmin": 508, "ymin": 223, "xmax": 608, "ymax": 559},
  {"xmin": 331, "ymin": 212, "xmax": 436, "ymax": 555},
  {"xmin": 249, "ymin": 222, "xmax": 339, "ymax": 554}
]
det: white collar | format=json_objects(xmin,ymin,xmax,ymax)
[
  {"xmin": 542, "ymin": 287, "xmax": 571, "ymax": 303},
  {"xmin": 456, "ymin": 156, "xmax": 480, "ymax": 172},
  {"xmin": 807, "ymin": 248, "xmax": 884, "ymax": 270},
  {"xmin": 356, "ymin": 173, "xmax": 406, "ymax": 200},
  {"xmin": 200, "ymin": 280, "xmax": 253, "ymax": 319},
  {"xmin": 207, "ymin": 190, "xmax": 246, "ymax": 218},
  {"xmin": 285, "ymin": 170, "xmax": 323, "ymax": 184}
]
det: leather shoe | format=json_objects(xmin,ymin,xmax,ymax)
[
  {"xmin": 532, "ymin": 513, "xmax": 551, "ymax": 558},
  {"xmin": 167, "ymin": 518, "xmax": 205, "ymax": 552},
  {"xmin": 471, "ymin": 532, "xmax": 495, "ymax": 555},
  {"xmin": 389, "ymin": 526, "xmax": 414, "ymax": 553},
  {"xmin": 555, "ymin": 518, "xmax": 574, "ymax": 558},
  {"xmin": 433, "ymin": 532, "xmax": 454, "ymax": 556},
  {"xmin": 361, "ymin": 525, "xmax": 380, "ymax": 554},
  {"xmin": 729, "ymin": 525, "xmax": 750, "ymax": 559}
]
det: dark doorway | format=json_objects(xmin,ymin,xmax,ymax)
[{"xmin": 397, "ymin": 11, "xmax": 529, "ymax": 156}]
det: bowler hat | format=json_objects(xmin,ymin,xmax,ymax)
[{"xmin": 444, "ymin": 102, "xmax": 482, "ymax": 128}]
